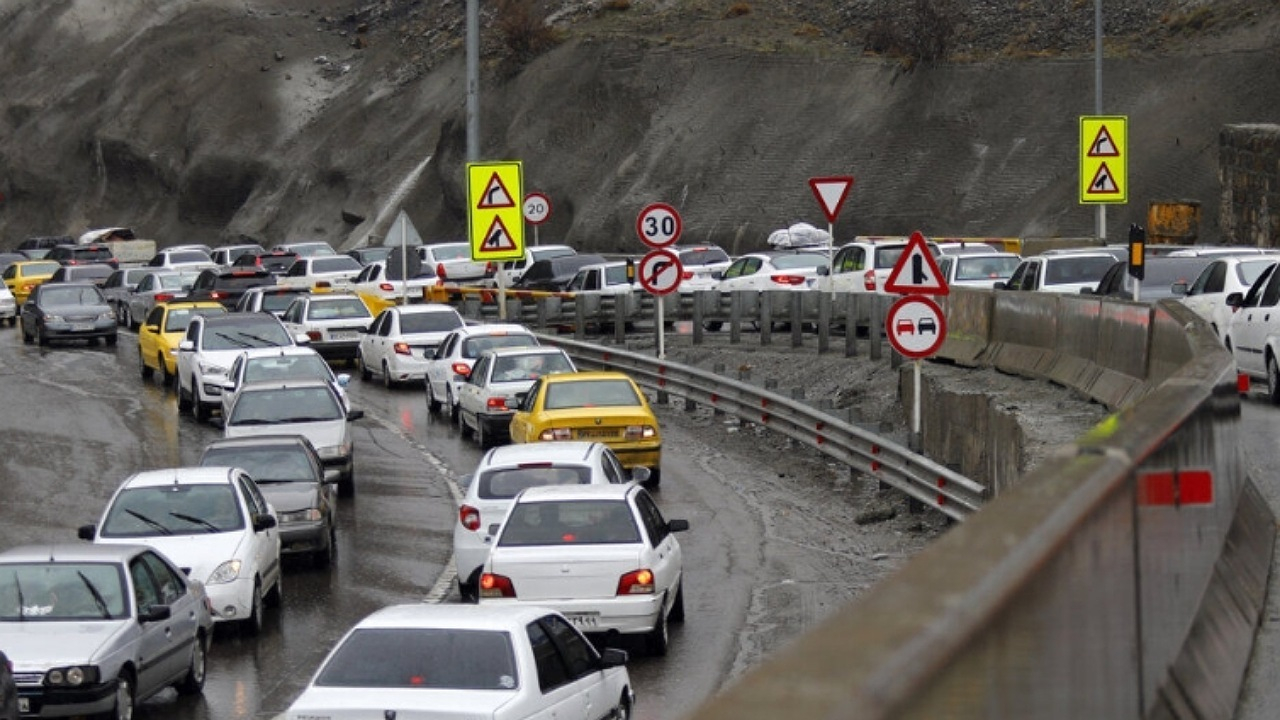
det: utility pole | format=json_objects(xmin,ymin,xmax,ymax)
[
  {"xmin": 1095, "ymin": 0, "xmax": 1105, "ymax": 243},
  {"xmin": 466, "ymin": 0, "xmax": 480, "ymax": 162}
]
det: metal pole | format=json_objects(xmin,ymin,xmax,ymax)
[
  {"xmin": 912, "ymin": 359, "xmax": 922, "ymax": 440},
  {"xmin": 466, "ymin": 0, "xmax": 480, "ymax": 162},
  {"xmin": 400, "ymin": 215, "xmax": 408, "ymax": 304},
  {"xmin": 1095, "ymin": 0, "xmax": 1105, "ymax": 243},
  {"xmin": 657, "ymin": 299, "xmax": 666, "ymax": 359}
]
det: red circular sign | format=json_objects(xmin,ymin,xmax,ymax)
[
  {"xmin": 885, "ymin": 295, "xmax": 947, "ymax": 359},
  {"xmin": 637, "ymin": 248, "xmax": 683, "ymax": 296},
  {"xmin": 523, "ymin": 192, "xmax": 551, "ymax": 225},
  {"xmin": 635, "ymin": 203, "xmax": 682, "ymax": 248}
]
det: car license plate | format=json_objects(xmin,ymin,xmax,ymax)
[
  {"xmin": 329, "ymin": 331, "xmax": 357, "ymax": 340},
  {"xmin": 565, "ymin": 612, "xmax": 599, "ymax": 629},
  {"xmin": 70, "ymin": 322, "xmax": 93, "ymax": 332},
  {"xmin": 18, "ymin": 698, "xmax": 28, "ymax": 713},
  {"xmin": 577, "ymin": 429, "xmax": 617, "ymax": 439}
]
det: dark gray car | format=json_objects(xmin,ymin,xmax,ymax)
[{"xmin": 19, "ymin": 282, "xmax": 117, "ymax": 346}]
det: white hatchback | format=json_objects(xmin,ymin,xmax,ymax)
[
  {"xmin": 356, "ymin": 303, "xmax": 465, "ymax": 387},
  {"xmin": 481, "ymin": 483, "xmax": 689, "ymax": 656},
  {"xmin": 78, "ymin": 466, "xmax": 283, "ymax": 634},
  {"xmin": 282, "ymin": 604, "xmax": 633, "ymax": 720},
  {"xmin": 456, "ymin": 345, "xmax": 578, "ymax": 449}
]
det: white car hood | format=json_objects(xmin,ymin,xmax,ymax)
[
  {"xmin": 0, "ymin": 620, "xmax": 132, "ymax": 669},
  {"xmin": 225, "ymin": 417, "xmax": 347, "ymax": 451},
  {"xmin": 99, "ymin": 532, "xmax": 249, "ymax": 585},
  {"xmin": 286, "ymin": 686, "xmax": 516, "ymax": 719}
]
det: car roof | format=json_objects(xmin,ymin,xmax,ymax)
[
  {"xmin": 354, "ymin": 602, "xmax": 557, "ymax": 631},
  {"xmin": 479, "ymin": 441, "xmax": 603, "ymax": 468},
  {"xmin": 202, "ymin": 434, "xmax": 318, "ymax": 452},
  {"xmin": 157, "ymin": 300, "xmax": 225, "ymax": 311},
  {"xmin": 452, "ymin": 323, "xmax": 534, "ymax": 337},
  {"xmin": 0, "ymin": 543, "xmax": 155, "ymax": 564},
  {"xmin": 238, "ymin": 346, "xmax": 324, "ymax": 360},
  {"xmin": 304, "ymin": 292, "xmax": 362, "ymax": 302},
  {"xmin": 200, "ymin": 312, "xmax": 286, "ymax": 326},
  {"xmin": 391, "ymin": 303, "xmax": 459, "ymax": 315},
  {"xmin": 121, "ymin": 466, "xmax": 238, "ymax": 488},
  {"xmin": 539, "ymin": 370, "xmax": 632, "ymax": 384},
  {"xmin": 477, "ymin": 346, "xmax": 568, "ymax": 360},
  {"xmin": 515, "ymin": 483, "xmax": 636, "ymax": 502},
  {"xmin": 237, "ymin": 378, "xmax": 333, "ymax": 393}
]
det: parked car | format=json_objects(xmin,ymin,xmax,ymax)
[
  {"xmin": 509, "ymin": 371, "xmax": 663, "ymax": 487},
  {"xmin": 47, "ymin": 263, "xmax": 114, "ymax": 287},
  {"xmin": 234, "ymin": 248, "xmax": 299, "ymax": 276},
  {"xmin": 100, "ymin": 266, "xmax": 154, "ymax": 325},
  {"xmin": 184, "ymin": 267, "xmax": 276, "ymax": 310},
  {"xmin": 424, "ymin": 323, "xmax": 540, "ymax": 421},
  {"xmin": 452, "ymin": 441, "xmax": 644, "ymax": 600},
  {"xmin": 1224, "ymin": 262, "xmax": 1280, "ymax": 401},
  {"xmin": 145, "ymin": 248, "xmax": 215, "ymax": 270},
  {"xmin": 1087, "ymin": 256, "xmax": 1215, "ymax": 302},
  {"xmin": 78, "ymin": 466, "xmax": 282, "ymax": 634},
  {"xmin": 457, "ymin": 346, "xmax": 578, "ymax": 449},
  {"xmin": 278, "ymin": 255, "xmax": 364, "ymax": 290},
  {"xmin": 137, "ymin": 301, "xmax": 228, "ymax": 384},
  {"xmin": 345, "ymin": 246, "xmax": 392, "ymax": 266},
  {"xmin": 280, "ymin": 292, "xmax": 375, "ymax": 364},
  {"xmin": 276, "ymin": 241, "xmax": 336, "ymax": 258},
  {"xmin": 490, "ymin": 243, "xmax": 576, "ymax": 287},
  {"xmin": 121, "ymin": 269, "xmax": 202, "ymax": 329},
  {"xmin": 234, "ymin": 285, "xmax": 311, "ymax": 318},
  {"xmin": 2, "ymin": 259, "xmax": 61, "ymax": 306},
  {"xmin": 480, "ymin": 482, "xmax": 689, "ymax": 655},
  {"xmin": 356, "ymin": 304, "xmax": 466, "ymax": 387},
  {"xmin": 418, "ymin": 241, "xmax": 494, "ymax": 285},
  {"xmin": 200, "ymin": 435, "xmax": 338, "ymax": 566},
  {"xmin": 222, "ymin": 379, "xmax": 364, "ymax": 497},
  {"xmin": 280, "ymin": 604, "xmax": 632, "ymax": 720},
  {"xmin": 47, "ymin": 243, "xmax": 119, "ymax": 269},
  {"xmin": 175, "ymin": 312, "xmax": 301, "ymax": 422},
  {"xmin": 827, "ymin": 237, "xmax": 939, "ymax": 294},
  {"xmin": 19, "ymin": 281, "xmax": 117, "ymax": 347},
  {"xmin": 219, "ymin": 345, "xmax": 351, "ymax": 418},
  {"xmin": 995, "ymin": 252, "xmax": 1118, "ymax": 294},
  {"xmin": 210, "ymin": 243, "xmax": 265, "ymax": 268},
  {"xmin": 714, "ymin": 250, "xmax": 828, "ymax": 293},
  {"xmin": 1180, "ymin": 254, "xmax": 1280, "ymax": 340},
  {"xmin": 512, "ymin": 253, "xmax": 607, "ymax": 292},
  {"xmin": 0, "ymin": 285, "xmax": 14, "ymax": 327},
  {"xmin": 937, "ymin": 252, "xmax": 1023, "ymax": 289},
  {"xmin": 0, "ymin": 543, "xmax": 213, "ymax": 719}
]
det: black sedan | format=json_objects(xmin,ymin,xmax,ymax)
[{"xmin": 18, "ymin": 282, "xmax": 117, "ymax": 346}]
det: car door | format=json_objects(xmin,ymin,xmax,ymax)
[
  {"xmin": 509, "ymin": 377, "xmax": 545, "ymax": 444},
  {"xmin": 139, "ymin": 306, "xmax": 166, "ymax": 366},
  {"xmin": 1229, "ymin": 264, "xmax": 1280, "ymax": 377},
  {"xmin": 236, "ymin": 472, "xmax": 282, "ymax": 594},
  {"xmin": 457, "ymin": 353, "xmax": 493, "ymax": 427},
  {"xmin": 128, "ymin": 553, "xmax": 187, "ymax": 693},
  {"xmin": 364, "ymin": 310, "xmax": 392, "ymax": 367},
  {"xmin": 635, "ymin": 489, "xmax": 683, "ymax": 614},
  {"xmin": 176, "ymin": 318, "xmax": 203, "ymax": 393},
  {"xmin": 137, "ymin": 550, "xmax": 202, "ymax": 685},
  {"xmin": 1181, "ymin": 260, "xmax": 1226, "ymax": 322},
  {"xmin": 523, "ymin": 617, "xmax": 593, "ymax": 720},
  {"xmin": 428, "ymin": 332, "xmax": 460, "ymax": 398}
]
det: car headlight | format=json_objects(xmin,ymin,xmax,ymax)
[
  {"xmin": 207, "ymin": 559, "xmax": 243, "ymax": 585},
  {"xmin": 44, "ymin": 314, "xmax": 64, "ymax": 323},
  {"xmin": 97, "ymin": 311, "xmax": 114, "ymax": 322},
  {"xmin": 316, "ymin": 442, "xmax": 352, "ymax": 460},
  {"xmin": 46, "ymin": 665, "xmax": 99, "ymax": 686},
  {"xmin": 197, "ymin": 361, "xmax": 228, "ymax": 376},
  {"xmin": 279, "ymin": 508, "xmax": 322, "ymax": 523}
]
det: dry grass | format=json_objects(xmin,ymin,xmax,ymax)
[
  {"xmin": 724, "ymin": 3, "xmax": 751, "ymax": 20},
  {"xmin": 1163, "ymin": 7, "xmax": 1216, "ymax": 35}
]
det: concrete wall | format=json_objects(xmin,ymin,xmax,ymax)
[{"xmin": 1220, "ymin": 124, "xmax": 1280, "ymax": 248}]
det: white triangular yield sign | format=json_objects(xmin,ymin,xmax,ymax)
[
  {"xmin": 476, "ymin": 172, "xmax": 516, "ymax": 209},
  {"xmin": 1087, "ymin": 162, "xmax": 1120, "ymax": 194},
  {"xmin": 386, "ymin": 209, "xmax": 423, "ymax": 246},
  {"xmin": 809, "ymin": 176, "xmax": 854, "ymax": 223},
  {"xmin": 884, "ymin": 231, "xmax": 949, "ymax": 295},
  {"xmin": 1088, "ymin": 126, "xmax": 1119, "ymax": 157}
]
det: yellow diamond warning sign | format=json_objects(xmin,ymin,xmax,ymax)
[
  {"xmin": 1080, "ymin": 116, "xmax": 1127, "ymax": 204},
  {"xmin": 467, "ymin": 161, "xmax": 524, "ymax": 261}
]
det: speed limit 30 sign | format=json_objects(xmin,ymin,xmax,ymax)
[{"xmin": 636, "ymin": 203, "xmax": 682, "ymax": 248}]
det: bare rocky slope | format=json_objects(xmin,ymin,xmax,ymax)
[{"xmin": 1, "ymin": 0, "xmax": 1279, "ymax": 252}]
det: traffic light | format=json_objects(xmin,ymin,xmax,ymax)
[{"xmin": 1128, "ymin": 223, "xmax": 1146, "ymax": 281}]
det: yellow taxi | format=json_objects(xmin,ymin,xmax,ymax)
[
  {"xmin": 2, "ymin": 259, "xmax": 62, "ymax": 306},
  {"xmin": 509, "ymin": 370, "xmax": 663, "ymax": 487},
  {"xmin": 137, "ymin": 301, "xmax": 227, "ymax": 384}
]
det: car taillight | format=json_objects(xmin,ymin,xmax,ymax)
[
  {"xmin": 863, "ymin": 270, "xmax": 877, "ymax": 292},
  {"xmin": 154, "ymin": 292, "xmax": 176, "ymax": 302},
  {"xmin": 436, "ymin": 263, "xmax": 448, "ymax": 279},
  {"xmin": 210, "ymin": 291, "xmax": 226, "ymax": 299},
  {"xmin": 681, "ymin": 270, "xmax": 694, "ymax": 280},
  {"xmin": 480, "ymin": 573, "xmax": 516, "ymax": 598},
  {"xmin": 770, "ymin": 275, "xmax": 806, "ymax": 286},
  {"xmin": 624, "ymin": 425, "xmax": 656, "ymax": 440},
  {"xmin": 307, "ymin": 330, "xmax": 322, "ymax": 341},
  {"xmin": 394, "ymin": 342, "xmax": 412, "ymax": 356},
  {"xmin": 459, "ymin": 504, "xmax": 480, "ymax": 531},
  {"xmin": 451, "ymin": 362, "xmax": 471, "ymax": 377},
  {"xmin": 486, "ymin": 397, "xmax": 508, "ymax": 411},
  {"xmin": 379, "ymin": 283, "xmax": 395, "ymax": 292},
  {"xmin": 616, "ymin": 569, "xmax": 655, "ymax": 595},
  {"xmin": 539, "ymin": 428, "xmax": 573, "ymax": 441}
]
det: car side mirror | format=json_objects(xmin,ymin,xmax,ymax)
[
  {"xmin": 512, "ymin": 392, "xmax": 529, "ymax": 406},
  {"xmin": 667, "ymin": 519, "xmax": 690, "ymax": 532},
  {"xmin": 598, "ymin": 647, "xmax": 629, "ymax": 668},
  {"xmin": 178, "ymin": 340, "xmax": 194, "ymax": 351},
  {"xmin": 253, "ymin": 514, "xmax": 278, "ymax": 532},
  {"xmin": 992, "ymin": 281, "xmax": 1007, "ymax": 290},
  {"xmin": 486, "ymin": 523, "xmax": 502, "ymax": 542},
  {"xmin": 324, "ymin": 468, "xmax": 342, "ymax": 484},
  {"xmin": 628, "ymin": 467, "xmax": 651, "ymax": 485},
  {"xmin": 1170, "ymin": 281, "xmax": 1189, "ymax": 296},
  {"xmin": 138, "ymin": 604, "xmax": 172, "ymax": 623},
  {"xmin": 336, "ymin": 374, "xmax": 351, "ymax": 387},
  {"xmin": 1079, "ymin": 287, "xmax": 1094, "ymax": 295},
  {"xmin": 1226, "ymin": 292, "xmax": 1244, "ymax": 308},
  {"xmin": 77, "ymin": 524, "xmax": 96, "ymax": 541},
  {"xmin": 711, "ymin": 270, "xmax": 723, "ymax": 280},
  {"xmin": 816, "ymin": 266, "xmax": 830, "ymax": 276},
  {"xmin": 347, "ymin": 409, "xmax": 365, "ymax": 421},
  {"xmin": 145, "ymin": 324, "xmax": 160, "ymax": 333}
]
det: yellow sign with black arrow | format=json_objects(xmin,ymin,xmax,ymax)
[
  {"xmin": 467, "ymin": 161, "xmax": 525, "ymax": 261},
  {"xmin": 1079, "ymin": 116, "xmax": 1128, "ymax": 205}
]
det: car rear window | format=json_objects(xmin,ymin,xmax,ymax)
[
  {"xmin": 955, "ymin": 255, "xmax": 1020, "ymax": 281},
  {"xmin": 216, "ymin": 274, "xmax": 273, "ymax": 291},
  {"xmin": 243, "ymin": 354, "xmax": 331, "ymax": 385},
  {"xmin": 678, "ymin": 246, "xmax": 730, "ymax": 266},
  {"xmin": 259, "ymin": 290, "xmax": 306, "ymax": 312},
  {"xmin": 316, "ymin": 628, "xmax": 517, "ymax": 690},
  {"xmin": 163, "ymin": 307, "xmax": 226, "ymax": 333},
  {"xmin": 773, "ymin": 253, "xmax": 827, "ymax": 270},
  {"xmin": 461, "ymin": 334, "xmax": 537, "ymax": 358},
  {"xmin": 307, "ymin": 298, "xmax": 370, "ymax": 320},
  {"xmin": 201, "ymin": 446, "xmax": 317, "ymax": 482},
  {"xmin": 400, "ymin": 311, "xmax": 464, "ymax": 334},
  {"xmin": 170, "ymin": 251, "xmax": 211, "ymax": 263},
  {"xmin": 228, "ymin": 386, "xmax": 342, "ymax": 424},
  {"xmin": 427, "ymin": 244, "xmax": 470, "ymax": 261},
  {"xmin": 478, "ymin": 465, "xmax": 592, "ymax": 499},
  {"xmin": 499, "ymin": 500, "xmax": 641, "ymax": 546},
  {"xmin": 1045, "ymin": 256, "xmax": 1116, "ymax": 285},
  {"xmin": 73, "ymin": 247, "xmax": 115, "ymax": 261},
  {"xmin": 314, "ymin": 257, "xmax": 362, "ymax": 273},
  {"xmin": 543, "ymin": 379, "xmax": 640, "ymax": 410}
]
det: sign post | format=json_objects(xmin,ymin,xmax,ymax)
[
  {"xmin": 467, "ymin": 161, "xmax": 525, "ymax": 319},
  {"xmin": 884, "ymin": 231, "xmax": 950, "ymax": 451},
  {"xmin": 523, "ymin": 191, "xmax": 551, "ymax": 246},
  {"xmin": 636, "ymin": 203, "xmax": 683, "ymax": 358},
  {"xmin": 809, "ymin": 176, "xmax": 854, "ymax": 293}
]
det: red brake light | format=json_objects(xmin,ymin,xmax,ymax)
[
  {"xmin": 154, "ymin": 292, "xmax": 176, "ymax": 303},
  {"xmin": 770, "ymin": 275, "xmax": 806, "ymax": 286},
  {"xmin": 436, "ymin": 263, "xmax": 448, "ymax": 278},
  {"xmin": 451, "ymin": 362, "xmax": 471, "ymax": 377},
  {"xmin": 210, "ymin": 291, "xmax": 226, "ymax": 299},
  {"xmin": 480, "ymin": 573, "xmax": 516, "ymax": 598},
  {"xmin": 484, "ymin": 261, "xmax": 496, "ymax": 276},
  {"xmin": 379, "ymin": 283, "xmax": 395, "ymax": 292},
  {"xmin": 393, "ymin": 342, "xmax": 412, "ymax": 356},
  {"xmin": 459, "ymin": 505, "xmax": 480, "ymax": 531},
  {"xmin": 307, "ymin": 330, "xmax": 322, "ymax": 341},
  {"xmin": 681, "ymin": 270, "xmax": 693, "ymax": 280},
  {"xmin": 486, "ymin": 397, "xmax": 508, "ymax": 411},
  {"xmin": 617, "ymin": 569, "xmax": 655, "ymax": 595},
  {"xmin": 863, "ymin": 270, "xmax": 877, "ymax": 292}
]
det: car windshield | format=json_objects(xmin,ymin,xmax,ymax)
[
  {"xmin": 243, "ymin": 354, "xmax": 332, "ymax": 384},
  {"xmin": 202, "ymin": 447, "xmax": 316, "ymax": 483},
  {"xmin": 499, "ymin": 500, "xmax": 641, "ymax": 546},
  {"xmin": 955, "ymin": 256, "xmax": 1021, "ymax": 281},
  {"xmin": 229, "ymin": 386, "xmax": 343, "ymax": 425},
  {"xmin": 478, "ymin": 465, "xmax": 592, "ymax": 499},
  {"xmin": 543, "ymin": 379, "xmax": 640, "ymax": 410},
  {"xmin": 315, "ymin": 628, "xmax": 517, "ymax": 690},
  {"xmin": 400, "ymin": 312, "xmax": 464, "ymax": 334},
  {"xmin": 39, "ymin": 286, "xmax": 102, "ymax": 306},
  {"xmin": 461, "ymin": 334, "xmax": 537, "ymax": 359},
  {"xmin": 289, "ymin": 244, "xmax": 335, "ymax": 257},
  {"xmin": 1045, "ymin": 256, "xmax": 1116, "ymax": 285},
  {"xmin": 100, "ymin": 484, "xmax": 244, "ymax": 537},
  {"xmin": 204, "ymin": 320, "xmax": 292, "ymax": 349},
  {"xmin": 0, "ymin": 562, "xmax": 129, "ymax": 621},
  {"xmin": 307, "ymin": 298, "xmax": 370, "ymax": 320},
  {"xmin": 164, "ymin": 307, "xmax": 226, "ymax": 333}
]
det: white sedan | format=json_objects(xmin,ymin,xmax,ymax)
[
  {"xmin": 713, "ymin": 250, "xmax": 828, "ymax": 292},
  {"xmin": 1180, "ymin": 254, "xmax": 1280, "ymax": 340},
  {"xmin": 456, "ymin": 345, "xmax": 577, "ymax": 448},
  {"xmin": 282, "ymin": 604, "xmax": 633, "ymax": 720},
  {"xmin": 481, "ymin": 483, "xmax": 690, "ymax": 656},
  {"xmin": 280, "ymin": 293, "xmax": 375, "ymax": 365},
  {"xmin": 356, "ymin": 303, "xmax": 465, "ymax": 387},
  {"xmin": 424, "ymin": 323, "xmax": 539, "ymax": 421}
]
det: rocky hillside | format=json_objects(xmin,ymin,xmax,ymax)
[{"xmin": 1, "ymin": 0, "xmax": 1278, "ymax": 254}]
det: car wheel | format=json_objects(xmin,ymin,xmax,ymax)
[
  {"xmin": 113, "ymin": 303, "xmax": 125, "ymax": 326},
  {"xmin": 382, "ymin": 360, "xmax": 396, "ymax": 389},
  {"xmin": 426, "ymin": 381, "xmax": 442, "ymax": 414},
  {"xmin": 5, "ymin": 316, "xmax": 14, "ymax": 327},
  {"xmin": 643, "ymin": 467, "xmax": 661, "ymax": 490},
  {"xmin": 358, "ymin": 350, "xmax": 372, "ymax": 381},
  {"xmin": 266, "ymin": 572, "xmax": 283, "ymax": 608},
  {"xmin": 21, "ymin": 320, "xmax": 32, "ymax": 344},
  {"xmin": 669, "ymin": 581, "xmax": 685, "ymax": 624},
  {"xmin": 459, "ymin": 568, "xmax": 481, "ymax": 603},
  {"xmin": 175, "ymin": 633, "xmax": 208, "ymax": 695},
  {"xmin": 459, "ymin": 412, "xmax": 474, "ymax": 439},
  {"xmin": 108, "ymin": 670, "xmax": 136, "ymax": 720},
  {"xmin": 139, "ymin": 348, "xmax": 154, "ymax": 379},
  {"xmin": 475, "ymin": 418, "xmax": 491, "ymax": 449},
  {"xmin": 242, "ymin": 580, "xmax": 264, "ymax": 636},
  {"xmin": 194, "ymin": 396, "xmax": 210, "ymax": 423},
  {"xmin": 447, "ymin": 387, "xmax": 460, "ymax": 423},
  {"xmin": 122, "ymin": 305, "xmax": 133, "ymax": 330},
  {"xmin": 105, "ymin": 333, "xmax": 118, "ymax": 346},
  {"xmin": 178, "ymin": 376, "xmax": 193, "ymax": 413},
  {"xmin": 314, "ymin": 524, "xmax": 335, "ymax": 568},
  {"xmin": 161, "ymin": 354, "xmax": 175, "ymax": 386},
  {"xmin": 1268, "ymin": 355, "xmax": 1280, "ymax": 404},
  {"xmin": 37, "ymin": 325, "xmax": 49, "ymax": 346},
  {"xmin": 339, "ymin": 456, "xmax": 356, "ymax": 498},
  {"xmin": 646, "ymin": 604, "xmax": 670, "ymax": 656},
  {"xmin": 613, "ymin": 693, "xmax": 634, "ymax": 720}
]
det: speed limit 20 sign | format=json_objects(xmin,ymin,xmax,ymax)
[
  {"xmin": 636, "ymin": 203, "xmax": 682, "ymax": 248},
  {"xmin": 523, "ymin": 192, "xmax": 551, "ymax": 225}
]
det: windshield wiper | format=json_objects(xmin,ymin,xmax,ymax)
[
  {"xmin": 212, "ymin": 331, "xmax": 255, "ymax": 349},
  {"xmin": 277, "ymin": 416, "xmax": 336, "ymax": 423},
  {"xmin": 14, "ymin": 572, "xmax": 25, "ymax": 621},
  {"xmin": 228, "ymin": 418, "xmax": 277, "ymax": 426},
  {"xmin": 169, "ymin": 512, "xmax": 221, "ymax": 533},
  {"xmin": 76, "ymin": 571, "xmax": 112, "ymax": 619},
  {"xmin": 235, "ymin": 331, "xmax": 279, "ymax": 346},
  {"xmin": 125, "ymin": 509, "xmax": 173, "ymax": 536}
]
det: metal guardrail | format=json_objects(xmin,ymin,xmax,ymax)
[{"xmin": 539, "ymin": 334, "xmax": 986, "ymax": 521}]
